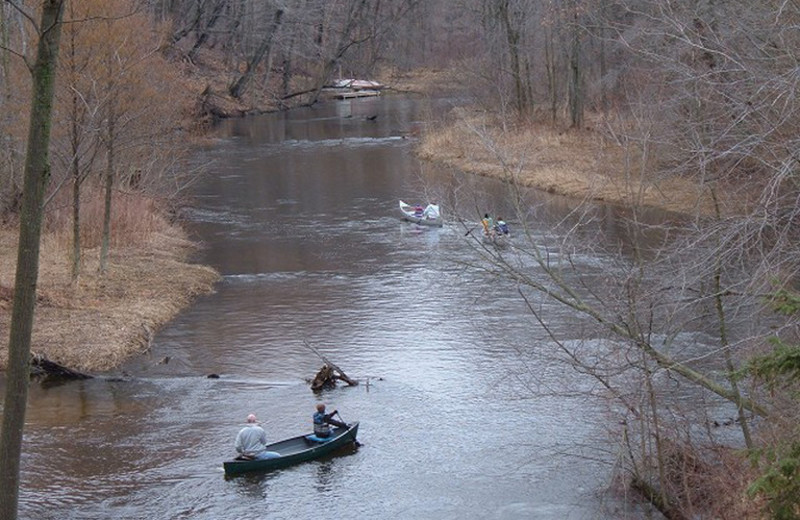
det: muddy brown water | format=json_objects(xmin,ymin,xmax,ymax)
[{"xmin": 1, "ymin": 96, "xmax": 663, "ymax": 519}]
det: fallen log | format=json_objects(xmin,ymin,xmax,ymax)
[
  {"xmin": 30, "ymin": 353, "xmax": 93, "ymax": 380},
  {"xmin": 303, "ymin": 340, "xmax": 358, "ymax": 392}
]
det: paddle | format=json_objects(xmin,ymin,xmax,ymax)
[{"xmin": 334, "ymin": 411, "xmax": 349, "ymax": 427}]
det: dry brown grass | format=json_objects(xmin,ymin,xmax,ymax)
[
  {"xmin": 378, "ymin": 67, "xmax": 464, "ymax": 95},
  {"xmin": 0, "ymin": 199, "xmax": 219, "ymax": 372},
  {"xmin": 417, "ymin": 108, "xmax": 726, "ymax": 215}
]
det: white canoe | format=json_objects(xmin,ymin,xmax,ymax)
[{"xmin": 399, "ymin": 200, "xmax": 443, "ymax": 227}]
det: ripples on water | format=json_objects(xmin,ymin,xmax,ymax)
[{"xmin": 10, "ymin": 97, "xmax": 656, "ymax": 519}]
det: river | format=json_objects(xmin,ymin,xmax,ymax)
[{"xmin": 7, "ymin": 96, "xmax": 656, "ymax": 519}]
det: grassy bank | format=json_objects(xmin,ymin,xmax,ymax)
[
  {"xmin": 0, "ymin": 195, "xmax": 219, "ymax": 373},
  {"xmin": 417, "ymin": 108, "xmax": 727, "ymax": 216}
]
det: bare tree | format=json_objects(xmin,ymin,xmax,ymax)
[
  {"xmin": 443, "ymin": 0, "xmax": 800, "ymax": 515},
  {"xmin": 0, "ymin": 3, "xmax": 66, "ymax": 519}
]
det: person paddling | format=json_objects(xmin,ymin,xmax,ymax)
[
  {"xmin": 313, "ymin": 403, "xmax": 347, "ymax": 438},
  {"xmin": 481, "ymin": 213, "xmax": 495, "ymax": 237},
  {"xmin": 496, "ymin": 217, "xmax": 510, "ymax": 235}
]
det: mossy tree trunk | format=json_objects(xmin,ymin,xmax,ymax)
[{"xmin": 0, "ymin": 3, "xmax": 66, "ymax": 519}]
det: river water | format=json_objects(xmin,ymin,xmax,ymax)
[{"xmin": 6, "ymin": 96, "xmax": 656, "ymax": 519}]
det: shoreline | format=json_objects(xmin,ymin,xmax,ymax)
[{"xmin": 0, "ymin": 224, "xmax": 219, "ymax": 373}]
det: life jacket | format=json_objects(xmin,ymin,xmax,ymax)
[{"xmin": 313, "ymin": 412, "xmax": 331, "ymax": 436}]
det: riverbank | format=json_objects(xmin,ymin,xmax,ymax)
[
  {"xmin": 416, "ymin": 107, "xmax": 725, "ymax": 216},
  {"xmin": 0, "ymin": 223, "xmax": 219, "ymax": 373}
]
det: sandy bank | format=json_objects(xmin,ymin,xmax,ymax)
[{"xmin": 0, "ymin": 225, "xmax": 219, "ymax": 373}]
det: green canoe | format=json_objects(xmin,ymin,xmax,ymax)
[{"xmin": 223, "ymin": 422, "xmax": 359, "ymax": 476}]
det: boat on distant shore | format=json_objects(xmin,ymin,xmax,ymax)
[
  {"xmin": 323, "ymin": 78, "xmax": 385, "ymax": 99},
  {"xmin": 399, "ymin": 200, "xmax": 443, "ymax": 227},
  {"xmin": 223, "ymin": 422, "xmax": 359, "ymax": 476}
]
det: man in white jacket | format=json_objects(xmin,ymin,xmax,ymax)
[
  {"xmin": 423, "ymin": 203, "xmax": 440, "ymax": 219},
  {"xmin": 235, "ymin": 414, "xmax": 280, "ymax": 459}
]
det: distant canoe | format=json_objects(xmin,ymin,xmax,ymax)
[
  {"xmin": 482, "ymin": 231, "xmax": 511, "ymax": 248},
  {"xmin": 399, "ymin": 200, "xmax": 443, "ymax": 227},
  {"xmin": 328, "ymin": 79, "xmax": 385, "ymax": 90},
  {"xmin": 223, "ymin": 423, "xmax": 359, "ymax": 476}
]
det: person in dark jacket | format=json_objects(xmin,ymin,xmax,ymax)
[{"xmin": 313, "ymin": 403, "xmax": 347, "ymax": 438}]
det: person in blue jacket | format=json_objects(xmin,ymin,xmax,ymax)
[
  {"xmin": 313, "ymin": 403, "xmax": 347, "ymax": 438},
  {"xmin": 495, "ymin": 217, "xmax": 510, "ymax": 235}
]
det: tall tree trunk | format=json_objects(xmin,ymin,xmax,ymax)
[
  {"xmin": 0, "ymin": 2, "xmax": 15, "ymax": 215},
  {"xmin": 229, "ymin": 8, "xmax": 284, "ymax": 99},
  {"xmin": 0, "ymin": 3, "xmax": 66, "ymax": 520},
  {"xmin": 0, "ymin": 2, "xmax": 8, "ymax": 93},
  {"xmin": 99, "ymin": 102, "xmax": 115, "ymax": 275},
  {"xmin": 67, "ymin": 8, "xmax": 83, "ymax": 282},
  {"xmin": 544, "ymin": 26, "xmax": 557, "ymax": 125},
  {"xmin": 598, "ymin": 16, "xmax": 608, "ymax": 117},
  {"xmin": 70, "ymin": 101, "xmax": 81, "ymax": 281},
  {"xmin": 568, "ymin": 6, "xmax": 583, "ymax": 128},
  {"xmin": 497, "ymin": 0, "xmax": 528, "ymax": 115}
]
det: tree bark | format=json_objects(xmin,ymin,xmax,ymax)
[{"xmin": 0, "ymin": 3, "xmax": 66, "ymax": 520}]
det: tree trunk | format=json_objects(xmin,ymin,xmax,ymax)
[
  {"xmin": 99, "ymin": 102, "xmax": 115, "ymax": 275},
  {"xmin": 229, "ymin": 9, "xmax": 284, "ymax": 99},
  {"xmin": 0, "ymin": 2, "xmax": 8, "ymax": 94},
  {"xmin": 71, "ymin": 117, "xmax": 81, "ymax": 281},
  {"xmin": 0, "ymin": 2, "xmax": 15, "ymax": 216},
  {"xmin": 497, "ymin": 0, "xmax": 529, "ymax": 116},
  {"xmin": 0, "ymin": 3, "xmax": 66, "ymax": 520},
  {"xmin": 544, "ymin": 26, "xmax": 557, "ymax": 125},
  {"xmin": 568, "ymin": 7, "xmax": 583, "ymax": 128},
  {"xmin": 68, "ymin": 17, "xmax": 82, "ymax": 282}
]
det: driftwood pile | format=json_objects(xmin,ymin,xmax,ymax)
[
  {"xmin": 311, "ymin": 363, "xmax": 358, "ymax": 392},
  {"xmin": 30, "ymin": 353, "xmax": 92, "ymax": 380},
  {"xmin": 304, "ymin": 340, "xmax": 358, "ymax": 392}
]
